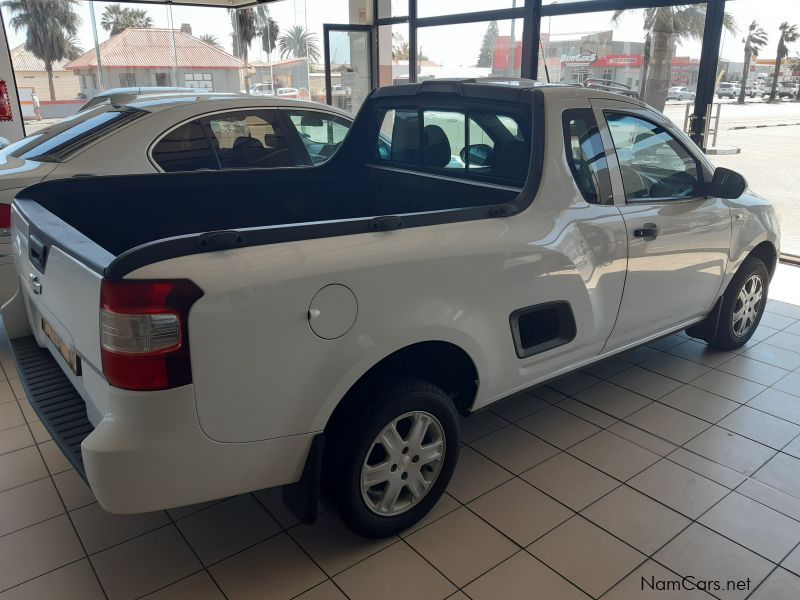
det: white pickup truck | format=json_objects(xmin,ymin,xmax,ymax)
[{"xmin": 3, "ymin": 79, "xmax": 780, "ymax": 538}]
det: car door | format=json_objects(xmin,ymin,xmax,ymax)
[{"xmin": 590, "ymin": 99, "xmax": 731, "ymax": 351}]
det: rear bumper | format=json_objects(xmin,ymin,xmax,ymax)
[{"xmin": 11, "ymin": 335, "xmax": 315, "ymax": 514}]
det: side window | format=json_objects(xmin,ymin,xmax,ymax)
[
  {"xmin": 151, "ymin": 120, "xmax": 218, "ymax": 172},
  {"xmin": 203, "ymin": 110, "xmax": 293, "ymax": 170},
  {"xmin": 376, "ymin": 107, "xmax": 530, "ymax": 186},
  {"xmin": 605, "ymin": 112, "xmax": 700, "ymax": 201},
  {"xmin": 286, "ymin": 110, "xmax": 351, "ymax": 165},
  {"xmin": 562, "ymin": 109, "xmax": 613, "ymax": 205}
]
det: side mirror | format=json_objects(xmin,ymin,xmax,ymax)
[
  {"xmin": 459, "ymin": 143, "xmax": 493, "ymax": 167},
  {"xmin": 0, "ymin": 137, "xmax": 9, "ymax": 150},
  {"xmin": 707, "ymin": 167, "xmax": 747, "ymax": 199}
]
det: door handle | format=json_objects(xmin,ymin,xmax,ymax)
[{"xmin": 633, "ymin": 224, "xmax": 661, "ymax": 239}]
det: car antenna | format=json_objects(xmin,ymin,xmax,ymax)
[{"xmin": 539, "ymin": 40, "xmax": 551, "ymax": 83}]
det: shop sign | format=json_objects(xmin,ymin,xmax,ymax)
[
  {"xmin": 592, "ymin": 54, "xmax": 644, "ymax": 68},
  {"xmin": 561, "ymin": 53, "xmax": 597, "ymax": 65}
]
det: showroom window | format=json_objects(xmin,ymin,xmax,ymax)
[
  {"xmin": 605, "ymin": 112, "xmax": 700, "ymax": 201},
  {"xmin": 563, "ymin": 108, "xmax": 613, "ymax": 205}
]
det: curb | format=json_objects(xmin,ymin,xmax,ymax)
[{"xmin": 728, "ymin": 122, "xmax": 800, "ymax": 130}]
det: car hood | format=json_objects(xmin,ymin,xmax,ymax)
[{"xmin": 0, "ymin": 155, "xmax": 57, "ymax": 193}]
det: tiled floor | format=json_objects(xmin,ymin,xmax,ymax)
[{"xmin": 2, "ymin": 265, "xmax": 800, "ymax": 599}]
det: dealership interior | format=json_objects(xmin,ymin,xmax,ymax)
[{"xmin": 1, "ymin": 0, "xmax": 800, "ymax": 598}]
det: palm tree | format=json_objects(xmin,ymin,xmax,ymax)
[
  {"xmin": 768, "ymin": 22, "xmax": 799, "ymax": 102},
  {"xmin": 100, "ymin": 3, "xmax": 153, "ymax": 36},
  {"xmin": 278, "ymin": 25, "xmax": 321, "ymax": 64},
  {"xmin": 199, "ymin": 34, "xmax": 222, "ymax": 49},
  {"xmin": 230, "ymin": 7, "xmax": 257, "ymax": 92},
  {"xmin": 613, "ymin": 6, "xmax": 737, "ymax": 111},
  {"xmin": 3, "ymin": 0, "xmax": 82, "ymax": 101},
  {"xmin": 256, "ymin": 5, "xmax": 279, "ymax": 55},
  {"xmin": 738, "ymin": 21, "xmax": 768, "ymax": 103}
]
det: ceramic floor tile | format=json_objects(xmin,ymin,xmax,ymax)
[
  {"xmin": 581, "ymin": 485, "xmax": 690, "ymax": 555},
  {"xmin": 0, "ymin": 402, "xmax": 24, "ymax": 433},
  {"xmin": 141, "ymin": 572, "xmax": 224, "ymax": 600},
  {"xmin": 639, "ymin": 352, "xmax": 710, "ymax": 383},
  {"xmin": 400, "ymin": 493, "xmax": 460, "ymax": 537},
  {"xmin": 469, "ymin": 425, "xmax": 559, "ymax": 474},
  {"xmin": 667, "ymin": 339, "xmax": 738, "ymax": 368},
  {"xmin": 487, "ymin": 392, "xmax": 548, "ymax": 422},
  {"xmin": 290, "ymin": 511, "xmax": 397, "ymax": 576},
  {"xmin": 252, "ymin": 488, "xmax": 300, "ymax": 529},
  {"xmin": 528, "ymin": 515, "xmax": 645, "ymax": 598},
  {"xmin": 0, "ymin": 384, "xmax": 17, "ymax": 407},
  {"xmin": 521, "ymin": 452, "xmax": 619, "ymax": 511},
  {"xmin": 655, "ymin": 524, "xmax": 773, "ymax": 600},
  {"xmin": 582, "ymin": 357, "xmax": 633, "ymax": 380},
  {"xmin": 617, "ymin": 345, "xmax": 662, "ymax": 365},
  {"xmin": 699, "ymin": 492, "xmax": 800, "ymax": 563},
  {"xmin": 90, "ymin": 526, "xmax": 200, "ymax": 600},
  {"xmin": 610, "ymin": 366, "xmax": 682, "ymax": 400},
  {"xmin": 556, "ymin": 397, "xmax": 619, "ymax": 428},
  {"xmin": 772, "ymin": 371, "xmax": 800, "ymax": 398},
  {"xmin": 603, "ymin": 560, "xmax": 714, "ymax": 600},
  {"xmin": 464, "ymin": 551, "xmax": 590, "ymax": 600},
  {"xmin": 0, "ymin": 559, "xmax": 104, "ymax": 600},
  {"xmin": 628, "ymin": 459, "xmax": 728, "ymax": 519},
  {"xmin": 739, "ymin": 343, "xmax": 800, "ymax": 371},
  {"xmin": 573, "ymin": 381, "xmax": 652, "ymax": 419},
  {"xmin": 334, "ymin": 541, "xmax": 455, "ymax": 600},
  {"xmin": 210, "ymin": 533, "xmax": 327, "ymax": 600},
  {"xmin": 547, "ymin": 372, "xmax": 601, "ymax": 396},
  {"xmin": 0, "ymin": 514, "xmax": 85, "ymax": 591},
  {"xmin": 38, "ymin": 440, "xmax": 71, "ymax": 475},
  {"xmin": 294, "ymin": 581, "xmax": 347, "ymax": 600},
  {"xmin": 684, "ymin": 426, "xmax": 776, "ymax": 476},
  {"xmin": 646, "ymin": 334, "xmax": 688, "ymax": 352},
  {"xmin": 177, "ymin": 494, "xmax": 281, "ymax": 566},
  {"xmin": 0, "ymin": 478, "xmax": 64, "ymax": 537},
  {"xmin": 764, "ymin": 331, "xmax": 800, "ymax": 354},
  {"xmin": 750, "ymin": 568, "xmax": 800, "ymax": 600},
  {"xmin": 446, "ymin": 446, "xmax": 512, "ymax": 503},
  {"xmin": 459, "ymin": 410, "xmax": 508, "ymax": 444},
  {"xmin": 766, "ymin": 299, "xmax": 800, "ymax": 319},
  {"xmin": 783, "ymin": 545, "xmax": 800, "ymax": 576},
  {"xmin": 658, "ymin": 385, "xmax": 739, "ymax": 423},
  {"xmin": 784, "ymin": 435, "xmax": 800, "ymax": 459},
  {"xmin": 27, "ymin": 421, "xmax": 50, "ymax": 444},
  {"xmin": 666, "ymin": 448, "xmax": 747, "ymax": 489},
  {"xmin": 568, "ymin": 430, "xmax": 660, "ymax": 481},
  {"xmin": 71, "ymin": 503, "xmax": 170, "ymax": 555},
  {"xmin": 0, "ymin": 446, "xmax": 47, "ymax": 493},
  {"xmin": 7, "ymin": 378, "xmax": 23, "ymax": 401},
  {"xmin": 0, "ymin": 424, "xmax": 33, "ymax": 456},
  {"xmin": 527, "ymin": 386, "xmax": 566, "ymax": 404},
  {"xmin": 51, "ymin": 470, "xmax": 96, "ymax": 511},
  {"xmin": 517, "ymin": 406, "xmax": 600, "ymax": 450},
  {"xmin": 624, "ymin": 402, "xmax": 709, "ymax": 445},
  {"xmin": 691, "ymin": 370, "xmax": 766, "ymax": 403},
  {"xmin": 759, "ymin": 311, "xmax": 796, "ymax": 330},
  {"xmin": 747, "ymin": 388, "xmax": 800, "ymax": 425},
  {"xmin": 736, "ymin": 479, "xmax": 800, "ymax": 524},
  {"xmin": 607, "ymin": 421, "xmax": 678, "ymax": 456},
  {"xmin": 717, "ymin": 355, "xmax": 790, "ymax": 386},
  {"xmin": 752, "ymin": 452, "xmax": 800, "ymax": 499},
  {"xmin": 468, "ymin": 478, "xmax": 572, "ymax": 546},
  {"xmin": 406, "ymin": 507, "xmax": 517, "ymax": 588},
  {"xmin": 718, "ymin": 405, "xmax": 800, "ymax": 449}
]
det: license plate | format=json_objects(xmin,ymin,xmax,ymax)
[{"xmin": 42, "ymin": 319, "xmax": 81, "ymax": 376}]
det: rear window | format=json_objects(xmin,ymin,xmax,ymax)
[{"xmin": 9, "ymin": 108, "xmax": 144, "ymax": 162}]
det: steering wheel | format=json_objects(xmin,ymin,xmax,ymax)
[{"xmin": 618, "ymin": 165, "xmax": 648, "ymax": 198}]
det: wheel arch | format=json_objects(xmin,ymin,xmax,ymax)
[{"xmin": 747, "ymin": 240, "xmax": 778, "ymax": 279}]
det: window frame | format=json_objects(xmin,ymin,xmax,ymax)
[
  {"xmin": 602, "ymin": 110, "xmax": 705, "ymax": 204},
  {"xmin": 561, "ymin": 108, "xmax": 614, "ymax": 205}
]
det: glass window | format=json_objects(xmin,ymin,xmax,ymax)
[
  {"xmin": 562, "ymin": 109, "xmax": 612, "ymax": 205},
  {"xmin": 417, "ymin": 0, "xmax": 516, "ymax": 19},
  {"xmin": 423, "ymin": 111, "xmax": 464, "ymax": 170},
  {"xmin": 286, "ymin": 110, "xmax": 351, "ymax": 165},
  {"xmin": 379, "ymin": 23, "xmax": 410, "ymax": 87},
  {"xmin": 151, "ymin": 120, "xmax": 218, "ymax": 172},
  {"xmin": 201, "ymin": 110, "xmax": 292, "ymax": 170},
  {"xmin": 377, "ymin": 0, "xmax": 408, "ymax": 18},
  {"xmin": 119, "ymin": 73, "xmax": 136, "ymax": 87},
  {"xmin": 605, "ymin": 112, "xmax": 700, "ymax": 201}
]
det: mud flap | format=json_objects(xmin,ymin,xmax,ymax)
[
  {"xmin": 282, "ymin": 432, "xmax": 325, "ymax": 524},
  {"xmin": 686, "ymin": 297, "xmax": 723, "ymax": 343}
]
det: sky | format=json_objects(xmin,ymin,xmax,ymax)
[{"xmin": 1, "ymin": 0, "xmax": 798, "ymax": 69}]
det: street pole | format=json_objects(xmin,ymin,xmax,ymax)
[
  {"xmin": 509, "ymin": 0, "xmax": 516, "ymax": 76},
  {"xmin": 88, "ymin": 1, "xmax": 105, "ymax": 92}
]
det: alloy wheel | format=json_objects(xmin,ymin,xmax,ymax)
[{"xmin": 732, "ymin": 274, "xmax": 764, "ymax": 337}]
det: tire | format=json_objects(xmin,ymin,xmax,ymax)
[
  {"xmin": 326, "ymin": 378, "xmax": 460, "ymax": 538},
  {"xmin": 706, "ymin": 257, "xmax": 769, "ymax": 350}
]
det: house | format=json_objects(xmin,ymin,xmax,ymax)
[
  {"xmin": 10, "ymin": 44, "xmax": 81, "ymax": 101},
  {"xmin": 65, "ymin": 28, "xmax": 245, "ymax": 98}
]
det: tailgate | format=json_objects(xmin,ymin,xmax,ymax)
[{"xmin": 7, "ymin": 201, "xmax": 114, "ymax": 419}]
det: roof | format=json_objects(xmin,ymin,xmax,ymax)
[
  {"xmin": 11, "ymin": 44, "xmax": 71, "ymax": 72},
  {"xmin": 66, "ymin": 28, "xmax": 245, "ymax": 71}
]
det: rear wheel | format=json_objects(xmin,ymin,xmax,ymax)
[
  {"xmin": 326, "ymin": 378, "xmax": 460, "ymax": 538},
  {"xmin": 706, "ymin": 257, "xmax": 769, "ymax": 350}
]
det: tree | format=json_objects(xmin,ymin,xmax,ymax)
[
  {"xmin": 199, "ymin": 34, "xmax": 222, "ymax": 49},
  {"xmin": 613, "ymin": 7, "xmax": 737, "ymax": 111},
  {"xmin": 768, "ymin": 21, "xmax": 798, "ymax": 102},
  {"xmin": 230, "ymin": 7, "xmax": 257, "ymax": 92},
  {"xmin": 100, "ymin": 3, "xmax": 153, "ymax": 36},
  {"xmin": 477, "ymin": 20, "xmax": 499, "ymax": 68},
  {"xmin": 278, "ymin": 25, "xmax": 321, "ymax": 64},
  {"xmin": 256, "ymin": 5, "xmax": 279, "ymax": 55},
  {"xmin": 3, "ymin": 0, "xmax": 82, "ymax": 101},
  {"xmin": 738, "ymin": 21, "xmax": 767, "ymax": 103},
  {"xmin": 392, "ymin": 31, "xmax": 409, "ymax": 60}
]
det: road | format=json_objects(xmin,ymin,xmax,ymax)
[{"xmin": 662, "ymin": 97, "xmax": 800, "ymax": 132}]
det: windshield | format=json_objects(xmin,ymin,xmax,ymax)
[{"xmin": 7, "ymin": 108, "xmax": 145, "ymax": 162}]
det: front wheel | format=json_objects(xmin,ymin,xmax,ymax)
[
  {"xmin": 326, "ymin": 378, "xmax": 460, "ymax": 538},
  {"xmin": 706, "ymin": 257, "xmax": 769, "ymax": 350}
]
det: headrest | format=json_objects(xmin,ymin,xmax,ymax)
[
  {"xmin": 233, "ymin": 136, "xmax": 264, "ymax": 149},
  {"xmin": 422, "ymin": 124, "xmax": 451, "ymax": 169},
  {"xmin": 492, "ymin": 140, "xmax": 529, "ymax": 184}
]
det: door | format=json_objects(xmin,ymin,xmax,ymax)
[
  {"xmin": 323, "ymin": 24, "xmax": 374, "ymax": 115},
  {"xmin": 591, "ymin": 99, "xmax": 731, "ymax": 351}
]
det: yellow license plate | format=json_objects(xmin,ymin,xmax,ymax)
[{"xmin": 42, "ymin": 319, "xmax": 81, "ymax": 376}]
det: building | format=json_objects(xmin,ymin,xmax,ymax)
[
  {"xmin": 670, "ymin": 56, "xmax": 700, "ymax": 87},
  {"xmin": 65, "ymin": 28, "xmax": 245, "ymax": 98},
  {"xmin": 10, "ymin": 44, "xmax": 81, "ymax": 101}
]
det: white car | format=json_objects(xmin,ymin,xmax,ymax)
[
  {"xmin": 667, "ymin": 86, "xmax": 695, "ymax": 101},
  {"xmin": 4, "ymin": 79, "xmax": 780, "ymax": 538},
  {"xmin": 0, "ymin": 93, "xmax": 353, "ymax": 303},
  {"xmin": 716, "ymin": 82, "xmax": 740, "ymax": 99}
]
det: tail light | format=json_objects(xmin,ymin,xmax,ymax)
[
  {"xmin": 0, "ymin": 204, "xmax": 11, "ymax": 230},
  {"xmin": 100, "ymin": 279, "xmax": 203, "ymax": 391}
]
